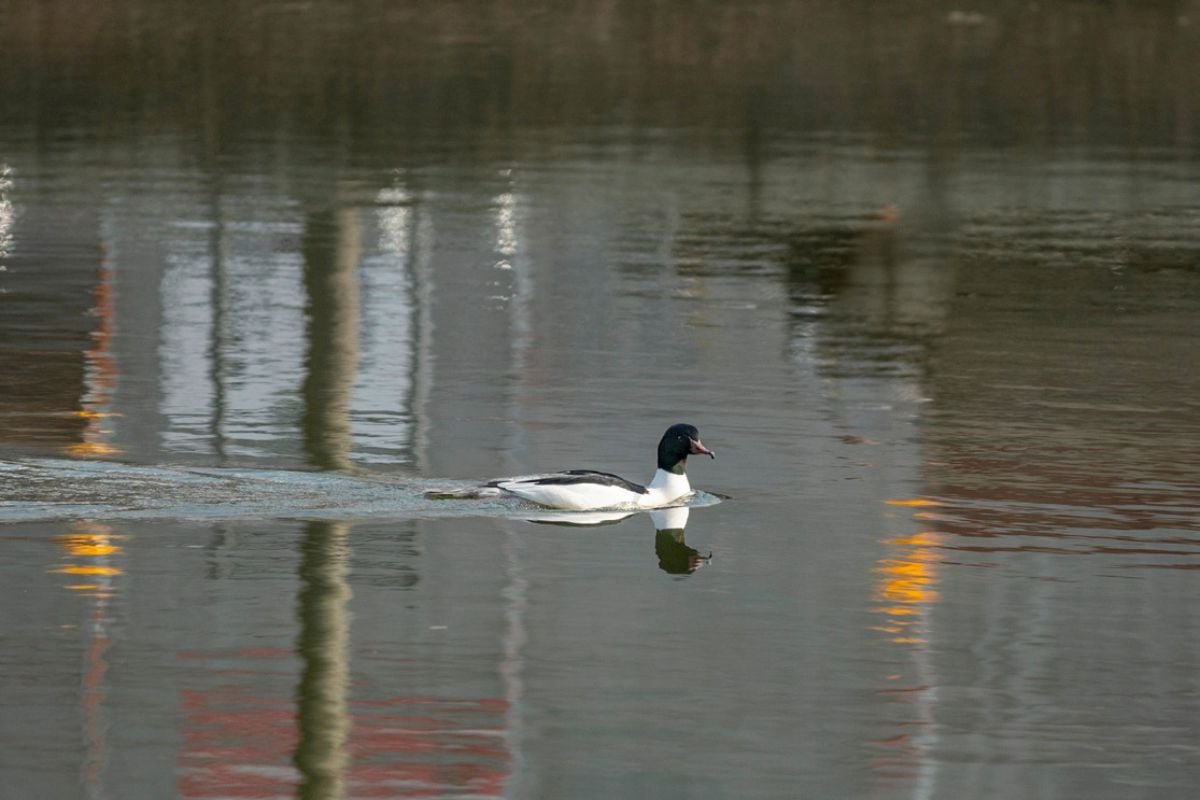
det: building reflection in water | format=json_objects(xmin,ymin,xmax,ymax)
[
  {"xmin": 500, "ymin": 527, "xmax": 529, "ymax": 797},
  {"xmin": 177, "ymin": 519, "xmax": 512, "ymax": 799},
  {"xmin": 870, "ymin": 499, "xmax": 945, "ymax": 797},
  {"xmin": 67, "ymin": 240, "xmax": 122, "ymax": 458},
  {"xmin": 176, "ymin": 196, "xmax": 512, "ymax": 797},
  {"xmin": 155, "ymin": 175, "xmax": 424, "ymax": 469},
  {"xmin": 295, "ymin": 202, "xmax": 358, "ymax": 796},
  {"xmin": 294, "ymin": 520, "xmax": 353, "ymax": 800},
  {"xmin": 51, "ymin": 521, "xmax": 126, "ymax": 798},
  {"xmin": 0, "ymin": 163, "xmax": 12, "ymax": 260},
  {"xmin": 300, "ymin": 203, "xmax": 362, "ymax": 472},
  {"xmin": 41, "ymin": 229, "xmax": 128, "ymax": 795},
  {"xmin": 367, "ymin": 178, "xmax": 426, "ymax": 468}
]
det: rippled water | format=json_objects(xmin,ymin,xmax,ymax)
[{"xmin": 3, "ymin": 4, "xmax": 1200, "ymax": 799}]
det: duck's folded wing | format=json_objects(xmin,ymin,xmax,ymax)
[
  {"xmin": 427, "ymin": 470, "xmax": 648, "ymax": 509},
  {"xmin": 503, "ymin": 470, "xmax": 646, "ymax": 494}
]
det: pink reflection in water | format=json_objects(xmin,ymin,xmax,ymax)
[{"xmin": 178, "ymin": 683, "xmax": 509, "ymax": 799}]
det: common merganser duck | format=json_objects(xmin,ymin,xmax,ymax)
[{"xmin": 431, "ymin": 423, "xmax": 714, "ymax": 511}]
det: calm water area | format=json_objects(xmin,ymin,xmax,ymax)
[{"xmin": 2, "ymin": 3, "xmax": 1200, "ymax": 798}]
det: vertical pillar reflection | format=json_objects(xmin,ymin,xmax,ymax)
[
  {"xmin": 205, "ymin": 172, "xmax": 230, "ymax": 463},
  {"xmin": 295, "ymin": 196, "xmax": 359, "ymax": 796},
  {"xmin": 301, "ymin": 205, "xmax": 362, "ymax": 471},
  {"xmin": 293, "ymin": 520, "xmax": 353, "ymax": 800}
]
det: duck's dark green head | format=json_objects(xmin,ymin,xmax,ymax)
[{"xmin": 657, "ymin": 423, "xmax": 715, "ymax": 474}]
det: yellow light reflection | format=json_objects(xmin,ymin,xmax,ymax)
[
  {"xmin": 56, "ymin": 530, "xmax": 125, "ymax": 554},
  {"xmin": 65, "ymin": 441, "xmax": 123, "ymax": 457},
  {"xmin": 61, "ymin": 542, "xmax": 120, "ymax": 557},
  {"xmin": 873, "ymin": 499, "xmax": 945, "ymax": 647},
  {"xmin": 52, "ymin": 524, "xmax": 125, "ymax": 590},
  {"xmin": 53, "ymin": 565, "xmax": 122, "ymax": 577}
]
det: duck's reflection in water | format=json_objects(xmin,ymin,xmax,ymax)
[
  {"xmin": 525, "ymin": 505, "xmax": 711, "ymax": 576},
  {"xmin": 650, "ymin": 507, "xmax": 711, "ymax": 576}
]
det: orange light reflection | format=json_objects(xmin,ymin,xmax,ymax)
[
  {"xmin": 873, "ymin": 499, "xmax": 945, "ymax": 647},
  {"xmin": 69, "ymin": 253, "xmax": 122, "ymax": 457},
  {"xmin": 52, "ymin": 524, "xmax": 125, "ymax": 590},
  {"xmin": 53, "ymin": 565, "xmax": 122, "ymax": 577}
]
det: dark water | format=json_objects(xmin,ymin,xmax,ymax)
[{"xmin": 3, "ymin": 3, "xmax": 1200, "ymax": 799}]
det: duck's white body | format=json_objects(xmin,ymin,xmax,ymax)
[
  {"xmin": 496, "ymin": 468, "xmax": 692, "ymax": 511},
  {"xmin": 430, "ymin": 423, "xmax": 714, "ymax": 512}
]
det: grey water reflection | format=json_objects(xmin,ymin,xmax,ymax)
[{"xmin": 152, "ymin": 179, "xmax": 423, "ymax": 469}]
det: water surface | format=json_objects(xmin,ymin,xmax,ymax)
[{"xmin": 3, "ymin": 4, "xmax": 1200, "ymax": 799}]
